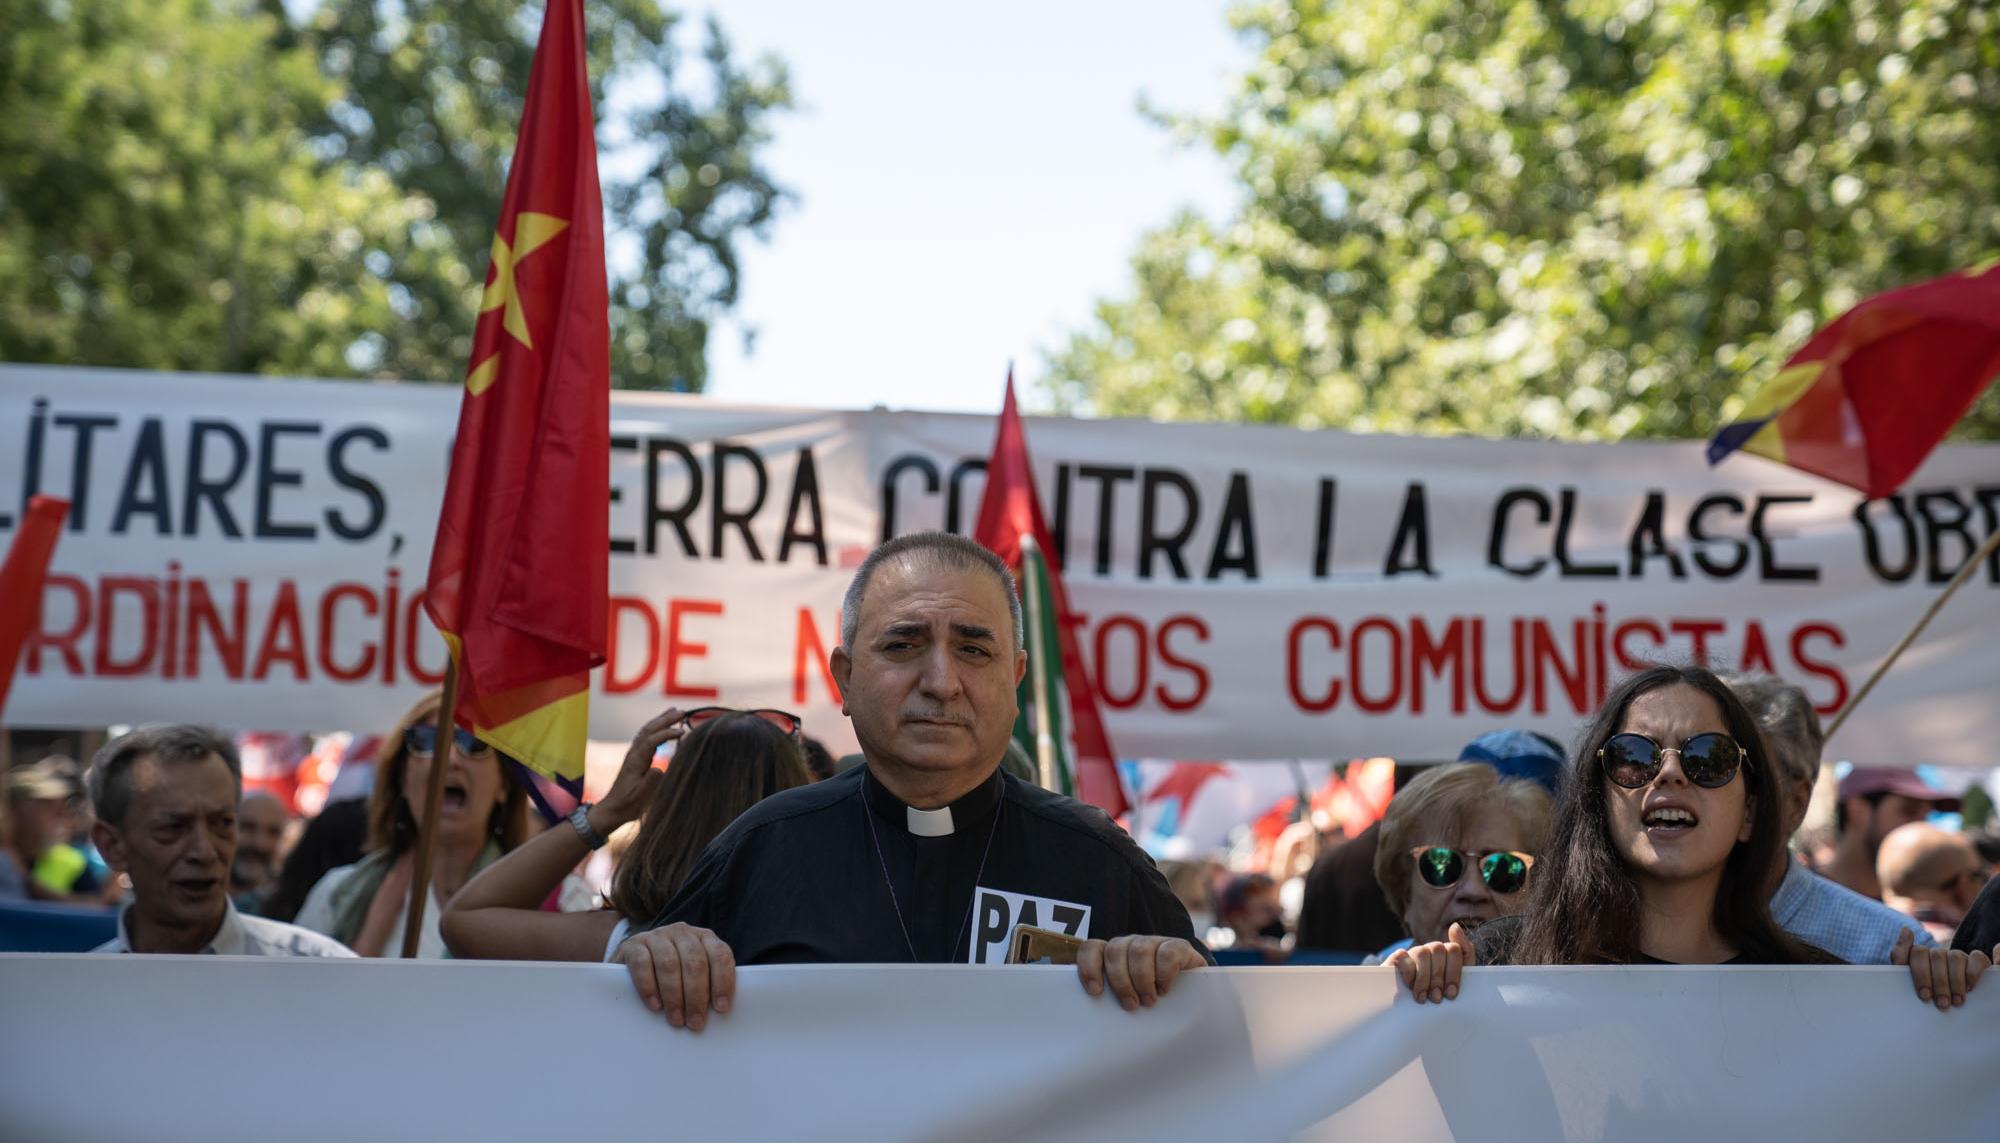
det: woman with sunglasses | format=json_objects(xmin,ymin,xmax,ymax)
[
  {"xmin": 1391, "ymin": 665, "xmax": 1994, "ymax": 1009},
  {"xmin": 1369, "ymin": 762, "xmax": 1551, "ymax": 961},
  {"xmin": 294, "ymin": 690, "xmax": 534, "ymax": 956},
  {"xmin": 440, "ymin": 706, "xmax": 810, "ymax": 962}
]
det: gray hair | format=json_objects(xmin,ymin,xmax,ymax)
[
  {"xmin": 841, "ymin": 532, "xmax": 1024, "ymax": 652},
  {"xmin": 1716, "ymin": 671, "xmax": 1823, "ymax": 794},
  {"xmin": 88, "ymin": 725, "xmax": 242, "ymax": 827}
]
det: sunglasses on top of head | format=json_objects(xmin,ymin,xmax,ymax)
[
  {"xmin": 1409, "ymin": 847, "xmax": 1535, "ymax": 895},
  {"xmin": 403, "ymin": 724, "xmax": 491, "ymax": 757},
  {"xmin": 681, "ymin": 706, "xmax": 803, "ymax": 738},
  {"xmin": 1597, "ymin": 731, "xmax": 1745, "ymax": 790}
]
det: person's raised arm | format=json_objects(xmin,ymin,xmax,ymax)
[{"xmin": 440, "ymin": 709, "xmax": 682, "ymax": 961}]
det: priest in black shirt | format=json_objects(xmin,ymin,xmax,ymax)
[{"xmin": 614, "ymin": 531, "xmax": 1207, "ymax": 1030}]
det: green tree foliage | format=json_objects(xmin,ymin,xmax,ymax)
[
  {"xmin": 0, "ymin": 0, "xmax": 790, "ymax": 390},
  {"xmin": 297, "ymin": 0, "xmax": 790, "ymax": 389},
  {"xmin": 0, "ymin": 0, "xmax": 437, "ymax": 378},
  {"xmin": 1049, "ymin": 0, "xmax": 2000, "ymax": 440}
]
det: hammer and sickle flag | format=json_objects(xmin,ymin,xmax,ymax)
[{"xmin": 424, "ymin": 0, "xmax": 609, "ymax": 789}]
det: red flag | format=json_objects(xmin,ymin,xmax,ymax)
[
  {"xmin": 1144, "ymin": 762, "xmax": 1230, "ymax": 807},
  {"xmin": 424, "ymin": 0, "xmax": 608, "ymax": 783},
  {"xmin": 0, "ymin": 495, "xmax": 69, "ymax": 718},
  {"xmin": 1708, "ymin": 262, "xmax": 2000, "ymax": 498},
  {"xmin": 972, "ymin": 373, "xmax": 1128, "ymax": 817}
]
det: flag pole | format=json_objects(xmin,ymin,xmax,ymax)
[
  {"xmin": 402, "ymin": 657, "xmax": 461, "ymax": 958},
  {"xmin": 1019, "ymin": 533, "xmax": 1059, "ymax": 791},
  {"xmin": 1824, "ymin": 525, "xmax": 2000, "ymax": 743}
]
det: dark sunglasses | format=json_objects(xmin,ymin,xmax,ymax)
[
  {"xmin": 682, "ymin": 706, "xmax": 803, "ymax": 738},
  {"xmin": 1409, "ymin": 846, "xmax": 1535, "ymax": 895},
  {"xmin": 403, "ymin": 724, "xmax": 491, "ymax": 757},
  {"xmin": 1598, "ymin": 731, "xmax": 1745, "ymax": 790}
]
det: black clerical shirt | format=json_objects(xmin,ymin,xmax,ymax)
[{"xmin": 644, "ymin": 765, "xmax": 1204, "ymax": 965}]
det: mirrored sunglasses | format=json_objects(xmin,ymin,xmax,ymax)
[
  {"xmin": 1597, "ymin": 731, "xmax": 1744, "ymax": 790},
  {"xmin": 403, "ymin": 724, "xmax": 491, "ymax": 757},
  {"xmin": 1409, "ymin": 846, "xmax": 1534, "ymax": 895}
]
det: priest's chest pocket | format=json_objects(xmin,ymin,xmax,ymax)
[{"xmin": 969, "ymin": 887, "xmax": 1092, "ymax": 964}]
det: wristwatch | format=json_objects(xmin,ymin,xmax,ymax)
[{"xmin": 568, "ymin": 802, "xmax": 609, "ymax": 850}]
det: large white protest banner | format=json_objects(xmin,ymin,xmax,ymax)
[
  {"xmin": 3, "ymin": 364, "xmax": 1997, "ymax": 763},
  {"xmin": 1, "ymin": 956, "xmax": 1995, "ymax": 1141}
]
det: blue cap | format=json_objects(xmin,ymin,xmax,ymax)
[{"xmin": 1457, "ymin": 730, "xmax": 1566, "ymax": 794}]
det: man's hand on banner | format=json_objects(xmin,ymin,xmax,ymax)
[
  {"xmin": 1387, "ymin": 921, "xmax": 1476, "ymax": 1003},
  {"xmin": 616, "ymin": 922, "xmax": 737, "ymax": 1031},
  {"xmin": 1892, "ymin": 928, "xmax": 1991, "ymax": 1011},
  {"xmin": 1077, "ymin": 935, "xmax": 1206, "ymax": 1011}
]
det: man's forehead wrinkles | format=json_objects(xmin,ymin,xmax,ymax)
[{"xmin": 868, "ymin": 593, "xmax": 1005, "ymax": 630}]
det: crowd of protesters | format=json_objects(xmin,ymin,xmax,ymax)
[{"xmin": 3, "ymin": 532, "xmax": 1997, "ymax": 1023}]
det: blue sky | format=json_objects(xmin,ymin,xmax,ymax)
[{"xmin": 688, "ymin": 1, "xmax": 1249, "ymax": 414}]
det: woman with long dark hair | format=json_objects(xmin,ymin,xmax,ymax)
[
  {"xmin": 1390, "ymin": 665, "xmax": 1991, "ymax": 1008},
  {"xmin": 440, "ymin": 706, "xmax": 810, "ymax": 962}
]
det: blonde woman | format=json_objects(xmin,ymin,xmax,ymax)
[{"xmin": 1369, "ymin": 763, "xmax": 1552, "ymax": 961}]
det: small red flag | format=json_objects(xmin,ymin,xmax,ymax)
[
  {"xmin": 1708, "ymin": 262, "xmax": 2000, "ymax": 498},
  {"xmin": 0, "ymin": 496, "xmax": 69, "ymax": 719},
  {"xmin": 424, "ymin": 0, "xmax": 608, "ymax": 782},
  {"xmin": 973, "ymin": 373, "xmax": 1128, "ymax": 818}
]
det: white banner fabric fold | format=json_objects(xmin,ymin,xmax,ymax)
[
  {"xmin": 4, "ymin": 365, "xmax": 1999, "ymax": 764},
  {"xmin": 2, "ymin": 956, "xmax": 1996, "ymax": 1142}
]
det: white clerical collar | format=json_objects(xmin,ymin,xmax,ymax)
[
  {"xmin": 906, "ymin": 805, "xmax": 955, "ymax": 837},
  {"xmin": 860, "ymin": 764, "xmax": 1005, "ymax": 837}
]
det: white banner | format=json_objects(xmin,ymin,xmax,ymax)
[
  {"xmin": 1, "ymin": 956, "xmax": 1995, "ymax": 1141},
  {"xmin": 3, "ymin": 365, "xmax": 1998, "ymax": 764}
]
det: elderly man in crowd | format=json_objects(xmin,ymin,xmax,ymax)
[
  {"xmin": 1719, "ymin": 672, "xmax": 1934, "ymax": 962},
  {"xmin": 1877, "ymin": 822, "xmax": 1989, "ymax": 944},
  {"xmin": 5, "ymin": 758, "xmax": 105, "ymax": 901},
  {"xmin": 1820, "ymin": 766, "xmax": 1960, "ymax": 900},
  {"xmin": 88, "ymin": 725, "xmax": 353, "ymax": 957},
  {"xmin": 230, "ymin": 790, "xmax": 289, "ymax": 913},
  {"xmin": 614, "ymin": 531, "xmax": 1205, "ymax": 1030}
]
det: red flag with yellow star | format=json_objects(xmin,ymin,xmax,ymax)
[{"xmin": 424, "ymin": 0, "xmax": 607, "ymax": 785}]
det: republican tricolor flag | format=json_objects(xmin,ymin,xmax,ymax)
[
  {"xmin": 423, "ymin": 0, "xmax": 608, "ymax": 790},
  {"xmin": 1708, "ymin": 262, "xmax": 2000, "ymax": 498},
  {"xmin": 973, "ymin": 373, "xmax": 1129, "ymax": 818}
]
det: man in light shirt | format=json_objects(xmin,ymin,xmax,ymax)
[
  {"xmin": 1719, "ymin": 672, "xmax": 1933, "ymax": 963},
  {"xmin": 88, "ymin": 725, "xmax": 353, "ymax": 957}
]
